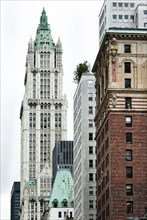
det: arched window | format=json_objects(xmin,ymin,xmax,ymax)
[
  {"xmin": 52, "ymin": 199, "xmax": 58, "ymax": 208},
  {"xmin": 62, "ymin": 199, "xmax": 68, "ymax": 208}
]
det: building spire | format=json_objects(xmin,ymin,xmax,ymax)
[
  {"xmin": 35, "ymin": 8, "xmax": 55, "ymax": 49},
  {"xmin": 38, "ymin": 7, "xmax": 49, "ymax": 31}
]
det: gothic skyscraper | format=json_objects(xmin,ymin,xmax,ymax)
[{"xmin": 20, "ymin": 8, "xmax": 67, "ymax": 220}]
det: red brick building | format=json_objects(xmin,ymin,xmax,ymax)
[{"xmin": 92, "ymin": 29, "xmax": 147, "ymax": 220}]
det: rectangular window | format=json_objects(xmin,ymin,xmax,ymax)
[
  {"xmin": 118, "ymin": 2, "xmax": 122, "ymax": 7},
  {"xmin": 89, "ymin": 186, "xmax": 94, "ymax": 195},
  {"xmin": 125, "ymin": 97, "xmax": 132, "ymax": 109},
  {"xmin": 88, "ymin": 93, "xmax": 93, "ymax": 101},
  {"xmin": 112, "ymin": 2, "xmax": 117, "ymax": 7},
  {"xmin": 126, "ymin": 201, "xmax": 133, "ymax": 213},
  {"xmin": 89, "ymin": 160, "xmax": 93, "ymax": 168},
  {"xmin": 124, "ymin": 44, "xmax": 131, "ymax": 53},
  {"xmin": 124, "ymin": 62, "xmax": 131, "ymax": 73},
  {"xmin": 126, "ymin": 167, "xmax": 133, "ymax": 178},
  {"xmin": 58, "ymin": 211, "xmax": 62, "ymax": 218},
  {"xmin": 130, "ymin": 3, "xmax": 134, "ymax": 8},
  {"xmin": 125, "ymin": 79, "xmax": 131, "ymax": 88},
  {"xmin": 126, "ymin": 184, "xmax": 133, "ymax": 196},
  {"xmin": 89, "ymin": 173, "xmax": 93, "ymax": 181},
  {"xmin": 144, "ymin": 10, "xmax": 147, "ymax": 15},
  {"xmin": 89, "ymin": 133, "xmax": 93, "ymax": 141},
  {"xmin": 130, "ymin": 15, "xmax": 134, "ymax": 22},
  {"xmin": 89, "ymin": 200, "xmax": 94, "ymax": 209},
  {"xmin": 119, "ymin": 15, "xmax": 123, "ymax": 20},
  {"xmin": 126, "ymin": 132, "xmax": 132, "ymax": 144},
  {"xmin": 126, "ymin": 150, "xmax": 133, "ymax": 161},
  {"xmin": 89, "ymin": 146, "xmax": 93, "ymax": 154},
  {"xmin": 124, "ymin": 15, "xmax": 129, "ymax": 20},
  {"xmin": 125, "ymin": 116, "xmax": 132, "ymax": 127},
  {"xmin": 89, "ymin": 119, "xmax": 93, "ymax": 127},
  {"xmin": 144, "ymin": 23, "xmax": 147, "ymax": 28},
  {"xmin": 113, "ymin": 14, "xmax": 117, "ymax": 19},
  {"xmin": 89, "ymin": 106, "xmax": 93, "ymax": 114},
  {"xmin": 124, "ymin": 3, "xmax": 128, "ymax": 7}
]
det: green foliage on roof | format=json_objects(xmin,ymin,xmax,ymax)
[{"xmin": 73, "ymin": 60, "xmax": 91, "ymax": 83}]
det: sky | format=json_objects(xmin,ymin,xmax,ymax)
[{"xmin": 1, "ymin": 1, "xmax": 103, "ymax": 219}]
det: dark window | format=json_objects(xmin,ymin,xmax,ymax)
[
  {"xmin": 89, "ymin": 200, "xmax": 94, "ymax": 209},
  {"xmin": 125, "ymin": 97, "xmax": 132, "ymax": 109},
  {"xmin": 126, "ymin": 132, "xmax": 132, "ymax": 144},
  {"xmin": 144, "ymin": 10, "xmax": 147, "ymax": 15},
  {"xmin": 89, "ymin": 106, "xmax": 93, "ymax": 114},
  {"xmin": 124, "ymin": 62, "xmax": 131, "ymax": 73},
  {"xmin": 130, "ymin": 3, "xmax": 134, "ymax": 8},
  {"xmin": 126, "ymin": 184, "xmax": 133, "ymax": 196},
  {"xmin": 125, "ymin": 116, "xmax": 132, "ymax": 127},
  {"xmin": 89, "ymin": 133, "xmax": 93, "ymax": 141},
  {"xmin": 113, "ymin": 14, "xmax": 117, "ymax": 19},
  {"xmin": 130, "ymin": 15, "xmax": 134, "ymax": 21},
  {"xmin": 89, "ymin": 160, "xmax": 93, "ymax": 168},
  {"xmin": 119, "ymin": 15, "xmax": 123, "ymax": 19},
  {"xmin": 126, "ymin": 150, "xmax": 133, "ymax": 161},
  {"xmin": 89, "ymin": 146, "xmax": 93, "ymax": 154},
  {"xmin": 124, "ymin": 45, "xmax": 131, "ymax": 53},
  {"xmin": 126, "ymin": 167, "xmax": 133, "ymax": 178},
  {"xmin": 113, "ymin": 2, "xmax": 117, "ymax": 7},
  {"xmin": 124, "ymin": 15, "xmax": 128, "ymax": 19},
  {"xmin": 89, "ymin": 173, "xmax": 93, "ymax": 181},
  {"xmin": 58, "ymin": 211, "xmax": 62, "ymax": 217},
  {"xmin": 126, "ymin": 201, "xmax": 133, "ymax": 213},
  {"xmin": 118, "ymin": 2, "xmax": 122, "ymax": 7},
  {"xmin": 124, "ymin": 3, "xmax": 128, "ymax": 7},
  {"xmin": 125, "ymin": 79, "xmax": 131, "ymax": 88}
]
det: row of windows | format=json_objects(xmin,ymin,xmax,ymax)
[
  {"xmin": 112, "ymin": 2, "xmax": 134, "ymax": 8},
  {"xmin": 112, "ymin": 14, "xmax": 134, "ymax": 21}
]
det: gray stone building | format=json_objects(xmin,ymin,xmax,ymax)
[
  {"xmin": 19, "ymin": 8, "xmax": 67, "ymax": 220},
  {"xmin": 73, "ymin": 72, "xmax": 96, "ymax": 220},
  {"xmin": 99, "ymin": 0, "xmax": 147, "ymax": 46}
]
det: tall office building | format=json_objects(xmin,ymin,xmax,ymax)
[
  {"xmin": 73, "ymin": 72, "xmax": 96, "ymax": 220},
  {"xmin": 92, "ymin": 28, "xmax": 147, "ymax": 219},
  {"xmin": 52, "ymin": 141, "xmax": 73, "ymax": 185},
  {"xmin": 99, "ymin": 0, "xmax": 147, "ymax": 45},
  {"xmin": 11, "ymin": 182, "xmax": 20, "ymax": 220},
  {"xmin": 19, "ymin": 8, "xmax": 67, "ymax": 220}
]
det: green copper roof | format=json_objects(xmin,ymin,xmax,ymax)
[
  {"xmin": 49, "ymin": 169, "xmax": 74, "ymax": 208},
  {"xmin": 35, "ymin": 8, "xmax": 55, "ymax": 49}
]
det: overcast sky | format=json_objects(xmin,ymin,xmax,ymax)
[{"xmin": 1, "ymin": 1, "xmax": 103, "ymax": 219}]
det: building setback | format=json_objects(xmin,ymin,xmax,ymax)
[
  {"xmin": 19, "ymin": 8, "xmax": 67, "ymax": 220},
  {"xmin": 99, "ymin": 0, "xmax": 147, "ymax": 46},
  {"xmin": 52, "ymin": 141, "xmax": 73, "ymax": 186},
  {"xmin": 92, "ymin": 28, "xmax": 147, "ymax": 220},
  {"xmin": 73, "ymin": 72, "xmax": 97, "ymax": 220},
  {"xmin": 11, "ymin": 182, "xmax": 20, "ymax": 220}
]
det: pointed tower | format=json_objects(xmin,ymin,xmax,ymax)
[{"xmin": 20, "ymin": 8, "xmax": 67, "ymax": 220}]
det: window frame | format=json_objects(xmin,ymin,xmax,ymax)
[
  {"xmin": 124, "ymin": 44, "xmax": 131, "ymax": 53},
  {"xmin": 126, "ymin": 166, "xmax": 133, "ymax": 178},
  {"xmin": 126, "ymin": 132, "xmax": 132, "ymax": 144},
  {"xmin": 126, "ymin": 201, "xmax": 133, "ymax": 213},
  {"xmin": 124, "ymin": 62, "xmax": 131, "ymax": 73},
  {"xmin": 126, "ymin": 150, "xmax": 133, "ymax": 161},
  {"xmin": 126, "ymin": 184, "xmax": 133, "ymax": 196},
  {"xmin": 125, "ymin": 97, "xmax": 132, "ymax": 109},
  {"xmin": 125, "ymin": 78, "xmax": 131, "ymax": 88},
  {"xmin": 125, "ymin": 116, "xmax": 132, "ymax": 127}
]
